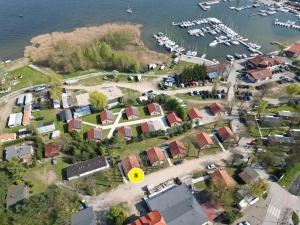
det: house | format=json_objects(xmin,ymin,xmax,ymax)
[
  {"xmin": 22, "ymin": 104, "xmax": 31, "ymax": 126},
  {"xmin": 51, "ymin": 130, "xmax": 61, "ymax": 139},
  {"xmin": 147, "ymin": 103, "xmax": 161, "ymax": 116},
  {"xmin": 200, "ymin": 200, "xmax": 224, "ymax": 222},
  {"xmin": 120, "ymin": 155, "xmax": 140, "ymax": 175},
  {"xmin": 68, "ymin": 118, "xmax": 82, "ymax": 132},
  {"xmin": 286, "ymin": 42, "xmax": 300, "ymax": 57},
  {"xmin": 145, "ymin": 185, "xmax": 209, "ymax": 225},
  {"xmin": 196, "ymin": 132, "xmax": 214, "ymax": 149},
  {"xmin": 37, "ymin": 122, "xmax": 56, "ymax": 134},
  {"xmin": 268, "ymin": 135, "xmax": 295, "ymax": 144},
  {"xmin": 210, "ymin": 169, "xmax": 236, "ymax": 188},
  {"xmin": 147, "ymin": 147, "xmax": 165, "ymax": 166},
  {"xmin": 260, "ymin": 115, "xmax": 282, "ymax": 127},
  {"xmin": 52, "ymin": 99, "xmax": 60, "ymax": 109},
  {"xmin": 208, "ymin": 103, "xmax": 225, "ymax": 116},
  {"xmin": 166, "ymin": 112, "xmax": 182, "ymax": 127},
  {"xmin": 188, "ymin": 108, "xmax": 203, "ymax": 122},
  {"xmin": 24, "ymin": 93, "xmax": 32, "ymax": 105},
  {"xmin": 168, "ymin": 140, "xmax": 186, "ymax": 159},
  {"xmin": 59, "ymin": 109, "xmax": 73, "ymax": 122},
  {"xmin": 8, "ymin": 112, "xmax": 23, "ymax": 128},
  {"xmin": 73, "ymin": 105, "xmax": 91, "ymax": 118},
  {"xmin": 4, "ymin": 145, "xmax": 34, "ymax": 162},
  {"xmin": 247, "ymin": 55, "xmax": 285, "ymax": 69},
  {"xmin": 130, "ymin": 211, "xmax": 167, "ymax": 225},
  {"xmin": 71, "ymin": 207, "xmax": 97, "ymax": 225},
  {"xmin": 16, "ymin": 94, "xmax": 25, "ymax": 105},
  {"xmin": 0, "ymin": 133, "xmax": 16, "ymax": 143},
  {"xmin": 141, "ymin": 120, "xmax": 164, "ymax": 134},
  {"xmin": 239, "ymin": 167, "xmax": 260, "ymax": 184},
  {"xmin": 217, "ymin": 127, "xmax": 234, "ymax": 142},
  {"xmin": 246, "ymin": 68, "xmax": 273, "ymax": 83},
  {"xmin": 286, "ymin": 129, "xmax": 300, "ymax": 141},
  {"xmin": 125, "ymin": 106, "xmax": 139, "ymax": 120},
  {"xmin": 118, "ymin": 126, "xmax": 133, "ymax": 139},
  {"xmin": 207, "ymin": 64, "xmax": 226, "ymax": 80},
  {"xmin": 87, "ymin": 128, "xmax": 102, "ymax": 141},
  {"xmin": 100, "ymin": 110, "xmax": 114, "ymax": 124},
  {"xmin": 64, "ymin": 156, "xmax": 109, "ymax": 180},
  {"xmin": 44, "ymin": 143, "xmax": 60, "ymax": 158},
  {"xmin": 62, "ymin": 93, "xmax": 72, "ymax": 109},
  {"xmin": 6, "ymin": 184, "xmax": 28, "ymax": 209},
  {"xmin": 107, "ymin": 97, "xmax": 123, "ymax": 109}
]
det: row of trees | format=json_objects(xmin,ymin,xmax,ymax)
[{"xmin": 180, "ymin": 64, "xmax": 208, "ymax": 84}]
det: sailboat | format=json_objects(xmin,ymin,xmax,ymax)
[{"xmin": 126, "ymin": 8, "xmax": 133, "ymax": 13}]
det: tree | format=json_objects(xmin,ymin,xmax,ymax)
[
  {"xmin": 208, "ymin": 183, "xmax": 234, "ymax": 211},
  {"xmin": 107, "ymin": 205, "xmax": 128, "ymax": 225},
  {"xmin": 5, "ymin": 159, "xmax": 26, "ymax": 182},
  {"xmin": 48, "ymin": 72, "xmax": 63, "ymax": 100},
  {"xmin": 249, "ymin": 179, "xmax": 268, "ymax": 197},
  {"xmin": 89, "ymin": 91, "xmax": 108, "ymax": 111},
  {"xmin": 257, "ymin": 100, "xmax": 268, "ymax": 120},
  {"xmin": 286, "ymin": 84, "xmax": 300, "ymax": 102}
]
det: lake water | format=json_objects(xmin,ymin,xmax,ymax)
[{"xmin": 0, "ymin": 0, "xmax": 299, "ymax": 61}]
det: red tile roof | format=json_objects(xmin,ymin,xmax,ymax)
[
  {"xmin": 87, "ymin": 128, "xmax": 102, "ymax": 141},
  {"xmin": 147, "ymin": 103, "xmax": 161, "ymax": 114},
  {"xmin": 68, "ymin": 118, "xmax": 82, "ymax": 131},
  {"xmin": 141, "ymin": 122, "xmax": 150, "ymax": 134},
  {"xmin": 209, "ymin": 103, "xmax": 224, "ymax": 115},
  {"xmin": 0, "ymin": 133, "xmax": 16, "ymax": 142},
  {"xmin": 217, "ymin": 127, "xmax": 234, "ymax": 141},
  {"xmin": 168, "ymin": 140, "xmax": 186, "ymax": 158},
  {"xmin": 197, "ymin": 132, "xmax": 214, "ymax": 147},
  {"xmin": 121, "ymin": 155, "xmax": 140, "ymax": 175},
  {"xmin": 100, "ymin": 110, "xmax": 113, "ymax": 122},
  {"xmin": 210, "ymin": 169, "xmax": 236, "ymax": 188},
  {"xmin": 147, "ymin": 147, "xmax": 165, "ymax": 165},
  {"xmin": 125, "ymin": 106, "xmax": 139, "ymax": 118},
  {"xmin": 166, "ymin": 112, "xmax": 183, "ymax": 125},
  {"xmin": 188, "ymin": 108, "xmax": 203, "ymax": 120},
  {"xmin": 248, "ymin": 68, "xmax": 272, "ymax": 81},
  {"xmin": 287, "ymin": 43, "xmax": 300, "ymax": 55},
  {"xmin": 44, "ymin": 143, "xmax": 60, "ymax": 158},
  {"xmin": 207, "ymin": 64, "xmax": 225, "ymax": 73},
  {"xmin": 130, "ymin": 211, "xmax": 167, "ymax": 225},
  {"xmin": 118, "ymin": 126, "xmax": 132, "ymax": 138},
  {"xmin": 248, "ymin": 55, "xmax": 285, "ymax": 67},
  {"xmin": 201, "ymin": 201, "xmax": 224, "ymax": 221}
]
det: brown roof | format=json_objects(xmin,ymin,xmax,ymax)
[
  {"xmin": 209, "ymin": 103, "xmax": 224, "ymax": 115},
  {"xmin": 166, "ymin": 112, "xmax": 183, "ymax": 125},
  {"xmin": 22, "ymin": 111, "xmax": 30, "ymax": 125},
  {"xmin": 200, "ymin": 201, "xmax": 224, "ymax": 222},
  {"xmin": 44, "ymin": 143, "xmax": 60, "ymax": 158},
  {"xmin": 130, "ymin": 211, "xmax": 167, "ymax": 225},
  {"xmin": 248, "ymin": 68, "xmax": 272, "ymax": 81},
  {"xmin": 87, "ymin": 128, "xmax": 102, "ymax": 141},
  {"xmin": 147, "ymin": 147, "xmax": 165, "ymax": 165},
  {"xmin": 68, "ymin": 118, "xmax": 82, "ymax": 131},
  {"xmin": 188, "ymin": 108, "xmax": 203, "ymax": 120},
  {"xmin": 287, "ymin": 43, "xmax": 300, "ymax": 55},
  {"xmin": 121, "ymin": 155, "xmax": 140, "ymax": 175},
  {"xmin": 207, "ymin": 64, "xmax": 225, "ymax": 73},
  {"xmin": 168, "ymin": 140, "xmax": 186, "ymax": 158},
  {"xmin": 100, "ymin": 110, "xmax": 113, "ymax": 122},
  {"xmin": 217, "ymin": 127, "xmax": 234, "ymax": 141},
  {"xmin": 196, "ymin": 132, "xmax": 214, "ymax": 147},
  {"xmin": 0, "ymin": 133, "xmax": 16, "ymax": 142},
  {"xmin": 147, "ymin": 103, "xmax": 161, "ymax": 114},
  {"xmin": 248, "ymin": 55, "xmax": 285, "ymax": 67},
  {"xmin": 210, "ymin": 169, "xmax": 236, "ymax": 188}
]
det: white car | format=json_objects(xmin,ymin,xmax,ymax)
[{"xmin": 207, "ymin": 163, "xmax": 216, "ymax": 170}]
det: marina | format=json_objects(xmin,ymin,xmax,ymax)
[{"xmin": 274, "ymin": 19, "xmax": 300, "ymax": 31}]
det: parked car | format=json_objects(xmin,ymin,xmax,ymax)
[{"xmin": 207, "ymin": 163, "xmax": 216, "ymax": 170}]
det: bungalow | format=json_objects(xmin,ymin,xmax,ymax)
[
  {"xmin": 247, "ymin": 55, "xmax": 285, "ymax": 69},
  {"xmin": 37, "ymin": 122, "xmax": 56, "ymax": 134},
  {"xmin": 0, "ymin": 133, "xmax": 17, "ymax": 143},
  {"xmin": 8, "ymin": 112, "xmax": 23, "ymax": 128},
  {"xmin": 210, "ymin": 169, "xmax": 236, "ymax": 188},
  {"xmin": 141, "ymin": 120, "xmax": 164, "ymax": 134},
  {"xmin": 268, "ymin": 135, "xmax": 295, "ymax": 144},
  {"xmin": 73, "ymin": 105, "xmax": 91, "ymax": 118},
  {"xmin": 24, "ymin": 93, "xmax": 32, "ymax": 106},
  {"xmin": 130, "ymin": 211, "xmax": 167, "ymax": 225},
  {"xmin": 16, "ymin": 94, "xmax": 25, "ymax": 106},
  {"xmin": 118, "ymin": 126, "xmax": 133, "ymax": 140},
  {"xmin": 207, "ymin": 64, "xmax": 225, "ymax": 80},
  {"xmin": 44, "ymin": 143, "xmax": 60, "ymax": 158},
  {"xmin": 121, "ymin": 155, "xmax": 140, "ymax": 175},
  {"xmin": 100, "ymin": 110, "xmax": 114, "ymax": 124},
  {"xmin": 246, "ymin": 68, "xmax": 273, "ymax": 83},
  {"xmin": 239, "ymin": 167, "xmax": 260, "ymax": 184},
  {"xmin": 87, "ymin": 128, "xmax": 102, "ymax": 141},
  {"xmin": 5, "ymin": 145, "xmax": 34, "ymax": 162},
  {"xmin": 217, "ymin": 127, "xmax": 234, "ymax": 142},
  {"xmin": 64, "ymin": 156, "xmax": 109, "ymax": 180},
  {"xmin": 59, "ymin": 109, "xmax": 73, "ymax": 122},
  {"xmin": 71, "ymin": 207, "xmax": 97, "ymax": 225},
  {"xmin": 196, "ymin": 132, "xmax": 214, "ymax": 149},
  {"xmin": 166, "ymin": 112, "xmax": 183, "ymax": 127},
  {"xmin": 168, "ymin": 140, "xmax": 186, "ymax": 159},
  {"xmin": 147, "ymin": 103, "xmax": 161, "ymax": 116},
  {"xmin": 188, "ymin": 108, "xmax": 203, "ymax": 123},
  {"xmin": 6, "ymin": 184, "xmax": 28, "ymax": 210},
  {"xmin": 61, "ymin": 93, "xmax": 72, "ymax": 109},
  {"xmin": 107, "ymin": 96, "xmax": 123, "ymax": 109},
  {"xmin": 125, "ymin": 106, "xmax": 139, "ymax": 120},
  {"xmin": 147, "ymin": 147, "xmax": 165, "ymax": 166},
  {"xmin": 286, "ymin": 42, "xmax": 300, "ymax": 57},
  {"xmin": 22, "ymin": 104, "xmax": 31, "ymax": 126},
  {"xmin": 68, "ymin": 118, "xmax": 82, "ymax": 132},
  {"xmin": 286, "ymin": 129, "xmax": 300, "ymax": 141},
  {"xmin": 208, "ymin": 103, "xmax": 225, "ymax": 116}
]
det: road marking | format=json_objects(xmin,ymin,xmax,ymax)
[{"xmin": 267, "ymin": 204, "xmax": 281, "ymax": 219}]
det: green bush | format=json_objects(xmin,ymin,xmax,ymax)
[{"xmin": 292, "ymin": 211, "xmax": 299, "ymax": 225}]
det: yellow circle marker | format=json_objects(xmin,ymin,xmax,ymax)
[{"xmin": 128, "ymin": 168, "xmax": 144, "ymax": 183}]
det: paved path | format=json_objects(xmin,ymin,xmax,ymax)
[
  {"xmin": 107, "ymin": 109, "xmax": 124, "ymax": 138},
  {"xmin": 86, "ymin": 151, "xmax": 232, "ymax": 212}
]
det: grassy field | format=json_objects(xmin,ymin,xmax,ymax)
[
  {"xmin": 94, "ymin": 167, "xmax": 123, "ymax": 194},
  {"xmin": 119, "ymin": 105, "xmax": 153, "ymax": 123},
  {"xmin": 60, "ymin": 69, "xmax": 105, "ymax": 79},
  {"xmin": 279, "ymin": 162, "xmax": 300, "ymax": 188},
  {"xmin": 120, "ymin": 87, "xmax": 141, "ymax": 99},
  {"xmin": 81, "ymin": 113, "xmax": 100, "ymax": 124}
]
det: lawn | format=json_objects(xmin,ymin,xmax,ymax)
[
  {"xmin": 119, "ymin": 87, "xmax": 141, "ymax": 100},
  {"xmin": 81, "ymin": 113, "xmax": 100, "ymax": 124},
  {"xmin": 279, "ymin": 162, "xmax": 300, "ymax": 188},
  {"xmin": 60, "ymin": 69, "xmax": 105, "ymax": 79},
  {"xmin": 265, "ymin": 104, "xmax": 300, "ymax": 113},
  {"xmin": 193, "ymin": 180, "xmax": 209, "ymax": 191},
  {"xmin": 79, "ymin": 76, "xmax": 106, "ymax": 86},
  {"xmin": 119, "ymin": 105, "xmax": 153, "ymax": 123},
  {"xmin": 94, "ymin": 167, "xmax": 123, "ymax": 194}
]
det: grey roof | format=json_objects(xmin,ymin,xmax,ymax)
[
  {"xmin": 60, "ymin": 109, "xmax": 73, "ymax": 122},
  {"xmin": 74, "ymin": 106, "xmax": 91, "ymax": 118},
  {"xmin": 261, "ymin": 116, "xmax": 282, "ymax": 126},
  {"xmin": 145, "ymin": 185, "xmax": 209, "ymax": 225},
  {"xmin": 24, "ymin": 93, "xmax": 32, "ymax": 105},
  {"xmin": 239, "ymin": 167, "xmax": 260, "ymax": 184},
  {"xmin": 37, "ymin": 122, "xmax": 56, "ymax": 134},
  {"xmin": 131, "ymin": 106, "xmax": 139, "ymax": 116},
  {"xmin": 94, "ymin": 129, "xmax": 102, "ymax": 140},
  {"xmin": 8, "ymin": 112, "xmax": 23, "ymax": 127},
  {"xmin": 6, "ymin": 184, "xmax": 28, "ymax": 209},
  {"xmin": 124, "ymin": 126, "xmax": 132, "ymax": 137},
  {"xmin": 268, "ymin": 135, "xmax": 295, "ymax": 144},
  {"xmin": 5, "ymin": 145, "xmax": 33, "ymax": 160},
  {"xmin": 62, "ymin": 94, "xmax": 73, "ymax": 109},
  {"xmin": 64, "ymin": 156, "xmax": 109, "ymax": 180},
  {"xmin": 71, "ymin": 207, "xmax": 96, "ymax": 225},
  {"xmin": 278, "ymin": 111, "xmax": 297, "ymax": 118},
  {"xmin": 16, "ymin": 95, "xmax": 25, "ymax": 105}
]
